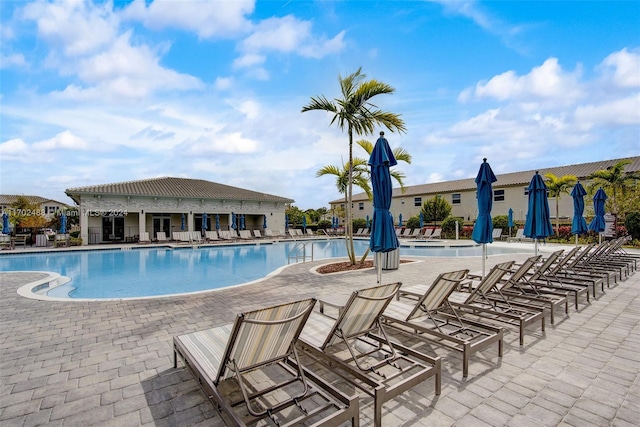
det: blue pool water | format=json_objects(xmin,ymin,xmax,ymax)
[{"xmin": 1, "ymin": 240, "xmax": 526, "ymax": 299}]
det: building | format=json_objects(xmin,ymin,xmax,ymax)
[
  {"xmin": 329, "ymin": 156, "xmax": 640, "ymax": 225},
  {"xmin": 65, "ymin": 177, "xmax": 293, "ymax": 245},
  {"xmin": 0, "ymin": 195, "xmax": 70, "ymax": 221}
]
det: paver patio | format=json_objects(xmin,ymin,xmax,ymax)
[{"xmin": 1, "ymin": 242, "xmax": 638, "ymax": 426}]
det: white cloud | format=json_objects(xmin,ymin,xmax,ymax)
[
  {"xmin": 0, "ymin": 138, "xmax": 29, "ymax": 159},
  {"xmin": 469, "ymin": 58, "xmax": 583, "ymax": 102},
  {"xmin": 22, "ymin": 0, "xmax": 118, "ymax": 56},
  {"xmin": 122, "ymin": 0, "xmax": 254, "ymax": 39},
  {"xmin": 33, "ymin": 130, "xmax": 89, "ymax": 150},
  {"xmin": 214, "ymin": 77, "xmax": 233, "ymax": 91},
  {"xmin": 0, "ymin": 53, "xmax": 26, "ymax": 69},
  {"xmin": 575, "ymin": 94, "xmax": 640, "ymax": 127},
  {"xmin": 598, "ymin": 48, "xmax": 640, "ymax": 88},
  {"xmin": 233, "ymin": 53, "xmax": 266, "ymax": 69}
]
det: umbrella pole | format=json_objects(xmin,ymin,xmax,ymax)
[
  {"xmin": 599, "ymin": 233, "xmax": 602, "ymax": 245},
  {"xmin": 534, "ymin": 238, "xmax": 538, "ymax": 256},
  {"xmin": 482, "ymin": 243, "xmax": 486, "ymax": 278},
  {"xmin": 377, "ymin": 252, "xmax": 382, "ymax": 284},
  {"xmin": 575, "ymin": 234, "xmax": 578, "ymax": 247}
]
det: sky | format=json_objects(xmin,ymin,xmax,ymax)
[{"xmin": 1, "ymin": 0, "xmax": 639, "ymax": 210}]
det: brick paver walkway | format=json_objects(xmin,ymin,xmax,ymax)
[{"xmin": 1, "ymin": 244, "xmax": 638, "ymax": 426}]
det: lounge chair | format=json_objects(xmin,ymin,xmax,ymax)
[
  {"xmin": 298, "ymin": 282, "xmax": 441, "ymax": 427},
  {"xmin": 446, "ymin": 262, "xmax": 546, "ymax": 346},
  {"xmin": 394, "ymin": 228, "xmax": 402, "ymax": 237},
  {"xmin": 54, "ymin": 233, "xmax": 70, "ymax": 247},
  {"xmin": 492, "ymin": 228, "xmax": 503, "ymax": 240},
  {"xmin": 306, "ymin": 229, "xmax": 316, "ymax": 237},
  {"xmin": 219, "ymin": 230, "xmax": 237, "ymax": 242},
  {"xmin": 138, "ymin": 232, "xmax": 151, "ymax": 244},
  {"xmin": 416, "ymin": 229, "xmax": 433, "ymax": 240},
  {"xmin": 507, "ymin": 229, "xmax": 531, "ymax": 242},
  {"xmin": 427, "ymin": 228, "xmax": 442, "ymax": 240},
  {"xmin": 264, "ymin": 229, "xmax": 276, "ymax": 238},
  {"xmin": 383, "ymin": 270, "xmax": 504, "ymax": 378},
  {"xmin": 173, "ymin": 299, "xmax": 359, "ymax": 427},
  {"xmin": 238, "ymin": 230, "xmax": 253, "ymax": 240},
  {"xmin": 0, "ymin": 234, "xmax": 14, "ymax": 250},
  {"xmin": 156, "ymin": 231, "xmax": 168, "ymax": 242},
  {"xmin": 472, "ymin": 257, "xmax": 569, "ymax": 325},
  {"xmin": 205, "ymin": 230, "xmax": 221, "ymax": 242},
  {"xmin": 522, "ymin": 250, "xmax": 595, "ymax": 309},
  {"xmin": 13, "ymin": 234, "xmax": 28, "ymax": 247},
  {"xmin": 252, "ymin": 230, "xmax": 263, "ymax": 239},
  {"xmin": 399, "ymin": 228, "xmax": 412, "ymax": 238}
]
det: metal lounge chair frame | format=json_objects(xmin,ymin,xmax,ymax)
[
  {"xmin": 448, "ymin": 262, "xmax": 546, "ymax": 346},
  {"xmin": 298, "ymin": 282, "xmax": 441, "ymax": 427},
  {"xmin": 383, "ymin": 270, "xmax": 504, "ymax": 378},
  {"xmin": 492, "ymin": 256, "xmax": 570, "ymax": 324},
  {"xmin": 174, "ymin": 298, "xmax": 359, "ymax": 427}
]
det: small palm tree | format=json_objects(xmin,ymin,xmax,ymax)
[
  {"xmin": 302, "ymin": 68, "xmax": 406, "ymax": 264},
  {"xmin": 544, "ymin": 173, "xmax": 577, "ymax": 232},
  {"xmin": 355, "ymin": 139, "xmax": 412, "ymax": 193},
  {"xmin": 316, "ymin": 160, "xmax": 373, "ymax": 224},
  {"xmin": 588, "ymin": 159, "xmax": 640, "ymax": 214}
]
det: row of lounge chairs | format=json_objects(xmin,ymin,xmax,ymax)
[
  {"xmin": 396, "ymin": 227, "xmax": 442, "ymax": 240},
  {"xmin": 172, "ymin": 236, "xmax": 637, "ymax": 426}
]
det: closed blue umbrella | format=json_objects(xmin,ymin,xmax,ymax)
[
  {"xmin": 398, "ymin": 213, "xmax": 403, "ymax": 227},
  {"xmin": 59, "ymin": 213, "xmax": 67, "ymax": 234},
  {"xmin": 571, "ymin": 182, "xmax": 588, "ymax": 245},
  {"xmin": 471, "ymin": 158, "xmax": 497, "ymax": 277},
  {"xmin": 240, "ymin": 214, "xmax": 245, "ymax": 230},
  {"xmin": 285, "ymin": 214, "xmax": 289, "ymax": 230},
  {"xmin": 369, "ymin": 132, "xmax": 399, "ymax": 283},
  {"xmin": 181, "ymin": 213, "xmax": 185, "ymax": 231},
  {"xmin": 419, "ymin": 212, "xmax": 424, "ymax": 228},
  {"xmin": 524, "ymin": 171, "xmax": 554, "ymax": 255},
  {"xmin": 263, "ymin": 214, "xmax": 268, "ymax": 229},
  {"xmin": 2, "ymin": 212, "xmax": 9, "ymax": 234},
  {"xmin": 588, "ymin": 187, "xmax": 607, "ymax": 243},
  {"xmin": 508, "ymin": 208, "xmax": 514, "ymax": 238},
  {"xmin": 231, "ymin": 212, "xmax": 236, "ymax": 230},
  {"xmin": 215, "ymin": 214, "xmax": 220, "ymax": 230},
  {"xmin": 366, "ymin": 215, "xmax": 370, "ymax": 229},
  {"xmin": 202, "ymin": 212, "xmax": 208, "ymax": 231},
  {"xmin": 302, "ymin": 215, "xmax": 307, "ymax": 232}
]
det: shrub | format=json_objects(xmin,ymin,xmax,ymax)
[
  {"xmin": 352, "ymin": 218, "xmax": 367, "ymax": 231},
  {"xmin": 406, "ymin": 216, "xmax": 421, "ymax": 230},
  {"xmin": 441, "ymin": 217, "xmax": 464, "ymax": 238},
  {"xmin": 492, "ymin": 215, "xmax": 509, "ymax": 230},
  {"xmin": 70, "ymin": 231, "xmax": 80, "ymax": 238},
  {"xmin": 556, "ymin": 225, "xmax": 573, "ymax": 241},
  {"xmin": 317, "ymin": 219, "xmax": 332, "ymax": 230},
  {"xmin": 625, "ymin": 212, "xmax": 640, "ymax": 240}
]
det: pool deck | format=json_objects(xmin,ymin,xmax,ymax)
[{"xmin": 1, "ymin": 241, "xmax": 639, "ymax": 426}]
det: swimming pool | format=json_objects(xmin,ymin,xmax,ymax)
[{"xmin": 2, "ymin": 240, "xmax": 527, "ymax": 299}]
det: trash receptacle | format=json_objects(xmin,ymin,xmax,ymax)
[{"xmin": 373, "ymin": 248, "xmax": 400, "ymax": 270}]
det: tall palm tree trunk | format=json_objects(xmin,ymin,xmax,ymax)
[{"xmin": 346, "ymin": 125, "xmax": 355, "ymax": 263}]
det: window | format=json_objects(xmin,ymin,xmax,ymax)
[
  {"xmin": 494, "ymin": 189, "xmax": 505, "ymax": 202},
  {"xmin": 523, "ymin": 187, "xmax": 529, "ymax": 196},
  {"xmin": 414, "ymin": 197, "xmax": 422, "ymax": 207},
  {"xmin": 46, "ymin": 206, "xmax": 59, "ymax": 214},
  {"xmin": 358, "ymin": 202, "xmax": 364, "ymax": 211},
  {"xmin": 452, "ymin": 194, "xmax": 461, "ymax": 204}
]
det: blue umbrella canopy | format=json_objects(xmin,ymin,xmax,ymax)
[
  {"xmin": 2, "ymin": 212, "xmax": 9, "ymax": 234},
  {"xmin": 215, "ymin": 214, "xmax": 220, "ymax": 230},
  {"xmin": 524, "ymin": 171, "xmax": 554, "ymax": 239},
  {"xmin": 285, "ymin": 214, "xmax": 289, "ymax": 230},
  {"xmin": 59, "ymin": 213, "xmax": 67, "ymax": 234},
  {"xmin": 369, "ymin": 132, "xmax": 399, "ymax": 254},
  {"xmin": 231, "ymin": 212, "xmax": 236, "ymax": 229},
  {"xmin": 366, "ymin": 215, "xmax": 370, "ymax": 229},
  {"xmin": 202, "ymin": 212, "xmax": 208, "ymax": 230},
  {"xmin": 471, "ymin": 158, "xmax": 497, "ymax": 244},
  {"xmin": 398, "ymin": 213, "xmax": 403, "ymax": 227},
  {"xmin": 240, "ymin": 214, "xmax": 245, "ymax": 230},
  {"xmin": 181, "ymin": 213, "xmax": 185, "ymax": 231},
  {"xmin": 263, "ymin": 214, "xmax": 268, "ymax": 229},
  {"xmin": 419, "ymin": 212, "xmax": 424, "ymax": 228},
  {"xmin": 302, "ymin": 215, "xmax": 307, "ymax": 232},
  {"xmin": 508, "ymin": 208, "xmax": 514, "ymax": 228},
  {"xmin": 571, "ymin": 182, "xmax": 588, "ymax": 235},
  {"xmin": 588, "ymin": 187, "xmax": 608, "ymax": 232}
]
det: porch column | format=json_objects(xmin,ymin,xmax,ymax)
[
  {"xmin": 80, "ymin": 208, "xmax": 89, "ymax": 246},
  {"xmin": 138, "ymin": 211, "xmax": 146, "ymax": 239}
]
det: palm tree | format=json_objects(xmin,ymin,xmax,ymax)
[
  {"xmin": 316, "ymin": 160, "xmax": 373, "ymax": 225},
  {"xmin": 302, "ymin": 68, "xmax": 406, "ymax": 264},
  {"xmin": 355, "ymin": 139, "xmax": 412, "ymax": 193},
  {"xmin": 544, "ymin": 173, "xmax": 577, "ymax": 232},
  {"xmin": 588, "ymin": 159, "xmax": 640, "ymax": 214}
]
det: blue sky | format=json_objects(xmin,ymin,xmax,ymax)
[{"xmin": 1, "ymin": 0, "xmax": 639, "ymax": 210}]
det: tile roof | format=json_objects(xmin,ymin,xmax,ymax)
[
  {"xmin": 339, "ymin": 156, "xmax": 640, "ymax": 203},
  {"xmin": 0, "ymin": 195, "xmax": 68, "ymax": 206},
  {"xmin": 65, "ymin": 177, "xmax": 294, "ymax": 203}
]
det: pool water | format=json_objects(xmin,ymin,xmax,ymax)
[{"xmin": 1, "ymin": 240, "xmax": 526, "ymax": 299}]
